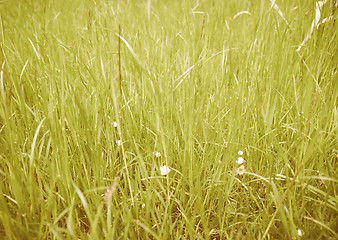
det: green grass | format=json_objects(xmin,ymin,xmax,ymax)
[{"xmin": 0, "ymin": 0, "xmax": 337, "ymax": 239}]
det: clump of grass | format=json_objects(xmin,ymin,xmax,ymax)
[{"xmin": 0, "ymin": 0, "xmax": 337, "ymax": 239}]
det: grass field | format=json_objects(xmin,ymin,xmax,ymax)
[{"xmin": 0, "ymin": 0, "xmax": 337, "ymax": 239}]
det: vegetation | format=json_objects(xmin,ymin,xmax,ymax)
[{"xmin": 0, "ymin": 0, "xmax": 337, "ymax": 239}]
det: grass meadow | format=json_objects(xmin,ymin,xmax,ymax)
[{"xmin": 0, "ymin": 0, "xmax": 337, "ymax": 239}]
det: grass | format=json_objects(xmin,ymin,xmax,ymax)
[{"xmin": 0, "ymin": 0, "xmax": 337, "ymax": 239}]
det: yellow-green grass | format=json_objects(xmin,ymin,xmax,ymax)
[{"xmin": 0, "ymin": 0, "xmax": 337, "ymax": 239}]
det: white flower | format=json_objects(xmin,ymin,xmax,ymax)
[
  {"xmin": 297, "ymin": 229, "xmax": 302, "ymax": 237},
  {"xmin": 236, "ymin": 157, "xmax": 244, "ymax": 164},
  {"xmin": 160, "ymin": 165, "xmax": 170, "ymax": 175},
  {"xmin": 116, "ymin": 140, "xmax": 121, "ymax": 146},
  {"xmin": 237, "ymin": 165, "xmax": 246, "ymax": 175},
  {"xmin": 141, "ymin": 203, "xmax": 145, "ymax": 208},
  {"xmin": 113, "ymin": 121, "xmax": 118, "ymax": 128},
  {"xmin": 238, "ymin": 150, "xmax": 243, "ymax": 155},
  {"xmin": 154, "ymin": 151, "xmax": 161, "ymax": 158}
]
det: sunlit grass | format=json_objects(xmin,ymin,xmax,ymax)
[{"xmin": 0, "ymin": 0, "xmax": 337, "ymax": 239}]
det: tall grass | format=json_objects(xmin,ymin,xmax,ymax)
[{"xmin": 0, "ymin": 0, "xmax": 337, "ymax": 239}]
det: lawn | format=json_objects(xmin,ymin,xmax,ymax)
[{"xmin": 0, "ymin": 0, "xmax": 337, "ymax": 239}]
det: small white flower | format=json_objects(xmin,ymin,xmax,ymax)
[
  {"xmin": 154, "ymin": 151, "xmax": 161, "ymax": 158},
  {"xmin": 113, "ymin": 121, "xmax": 118, "ymax": 128},
  {"xmin": 238, "ymin": 150, "xmax": 243, "ymax": 156},
  {"xmin": 297, "ymin": 229, "xmax": 302, "ymax": 237},
  {"xmin": 116, "ymin": 140, "xmax": 121, "ymax": 146},
  {"xmin": 236, "ymin": 157, "xmax": 244, "ymax": 164},
  {"xmin": 160, "ymin": 165, "xmax": 170, "ymax": 175},
  {"xmin": 141, "ymin": 203, "xmax": 145, "ymax": 208},
  {"xmin": 237, "ymin": 165, "xmax": 246, "ymax": 175}
]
